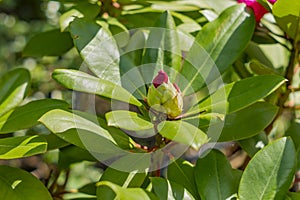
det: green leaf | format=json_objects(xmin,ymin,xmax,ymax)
[
  {"xmin": 96, "ymin": 181, "xmax": 157, "ymax": 200},
  {"xmin": 23, "ymin": 29, "xmax": 73, "ymax": 57},
  {"xmin": 39, "ymin": 109, "xmax": 132, "ymax": 162},
  {"xmin": 214, "ymin": 102, "xmax": 278, "ymax": 142},
  {"xmin": 244, "ymin": 42, "xmax": 273, "ymax": 68},
  {"xmin": 167, "ymin": 159, "xmax": 199, "ymax": 199},
  {"xmin": 0, "ymin": 135, "xmax": 47, "ymax": 159},
  {"xmin": 120, "ymin": 30, "xmax": 148, "ymax": 99},
  {"xmin": 190, "ymin": 75, "xmax": 285, "ymax": 115},
  {"xmin": 179, "ymin": 4, "xmax": 255, "ymax": 95},
  {"xmin": 186, "ymin": 102, "xmax": 278, "ymax": 141},
  {"xmin": 285, "ymin": 192, "xmax": 300, "ymax": 200},
  {"xmin": 150, "ymin": 1, "xmax": 199, "ymax": 12},
  {"xmin": 97, "ymin": 167, "xmax": 147, "ymax": 199},
  {"xmin": 78, "ymin": 182, "xmax": 97, "ymax": 196},
  {"xmin": 150, "ymin": 177, "xmax": 195, "ymax": 200},
  {"xmin": 58, "ymin": 145, "xmax": 96, "ymax": 169},
  {"xmin": 195, "ymin": 150, "xmax": 242, "ymax": 200},
  {"xmin": 99, "ymin": 167, "xmax": 146, "ymax": 187},
  {"xmin": 39, "ymin": 109, "xmax": 116, "ymax": 145},
  {"xmin": 286, "ymin": 119, "xmax": 300, "ymax": 151},
  {"xmin": 44, "ymin": 133, "xmax": 69, "ymax": 150},
  {"xmin": 273, "ymin": 0, "xmax": 300, "ymax": 40},
  {"xmin": 0, "ymin": 165, "xmax": 52, "ymax": 200},
  {"xmin": 106, "ymin": 110, "xmax": 153, "ymax": 131},
  {"xmin": 0, "ymin": 68, "xmax": 30, "ymax": 117},
  {"xmin": 157, "ymin": 121, "xmax": 209, "ymax": 150},
  {"xmin": 248, "ymin": 60, "xmax": 279, "ymax": 75},
  {"xmin": 59, "ymin": 2, "xmax": 100, "ymax": 31},
  {"xmin": 238, "ymin": 137, "xmax": 296, "ymax": 200},
  {"xmin": 142, "ymin": 11, "xmax": 181, "ymax": 82},
  {"xmin": 97, "ymin": 116, "xmax": 135, "ymax": 150},
  {"xmin": 70, "ymin": 18, "xmax": 121, "ymax": 84},
  {"xmin": 0, "ymin": 99, "xmax": 69, "ymax": 133},
  {"xmin": 52, "ymin": 69, "xmax": 142, "ymax": 107}
]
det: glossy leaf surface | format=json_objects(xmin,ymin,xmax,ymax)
[{"xmin": 239, "ymin": 137, "xmax": 296, "ymax": 200}]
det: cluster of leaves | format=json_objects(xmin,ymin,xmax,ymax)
[{"xmin": 0, "ymin": 0, "xmax": 300, "ymax": 199}]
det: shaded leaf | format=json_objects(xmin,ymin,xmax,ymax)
[
  {"xmin": 44, "ymin": 133, "xmax": 69, "ymax": 150},
  {"xmin": 195, "ymin": 150, "xmax": 242, "ymax": 200},
  {"xmin": 217, "ymin": 102, "xmax": 278, "ymax": 141},
  {"xmin": 238, "ymin": 132, "xmax": 269, "ymax": 157},
  {"xmin": 23, "ymin": 29, "xmax": 73, "ymax": 57},
  {"xmin": 58, "ymin": 145, "xmax": 96, "ymax": 169},
  {"xmin": 167, "ymin": 159, "xmax": 199, "ymax": 199},
  {"xmin": 120, "ymin": 30, "xmax": 148, "ymax": 99},
  {"xmin": 78, "ymin": 182, "xmax": 97, "ymax": 196},
  {"xmin": 142, "ymin": 11, "xmax": 181, "ymax": 82},
  {"xmin": 151, "ymin": 177, "xmax": 195, "ymax": 200}
]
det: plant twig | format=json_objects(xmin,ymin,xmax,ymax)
[{"xmin": 265, "ymin": 38, "xmax": 299, "ymax": 134}]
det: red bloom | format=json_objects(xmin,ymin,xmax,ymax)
[
  {"xmin": 153, "ymin": 70, "xmax": 169, "ymax": 88},
  {"xmin": 238, "ymin": 0, "xmax": 276, "ymax": 22}
]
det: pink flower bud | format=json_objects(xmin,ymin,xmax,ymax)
[
  {"xmin": 238, "ymin": 0, "xmax": 276, "ymax": 22},
  {"xmin": 268, "ymin": 0, "xmax": 276, "ymax": 4},
  {"xmin": 173, "ymin": 83, "xmax": 181, "ymax": 93},
  {"xmin": 147, "ymin": 70, "xmax": 183, "ymax": 119},
  {"xmin": 153, "ymin": 70, "xmax": 168, "ymax": 88}
]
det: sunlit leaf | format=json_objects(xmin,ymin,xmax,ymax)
[
  {"xmin": 52, "ymin": 69, "xmax": 142, "ymax": 106},
  {"xmin": 106, "ymin": 110, "xmax": 153, "ymax": 131},
  {"xmin": 96, "ymin": 181, "xmax": 157, "ymax": 200},
  {"xmin": 158, "ymin": 120, "xmax": 209, "ymax": 150},
  {"xmin": 0, "ymin": 135, "xmax": 47, "ymax": 159},
  {"xmin": 273, "ymin": 0, "xmax": 300, "ymax": 40},
  {"xmin": 0, "ymin": 68, "xmax": 30, "ymax": 117},
  {"xmin": 179, "ymin": 4, "xmax": 255, "ymax": 95},
  {"xmin": 70, "ymin": 18, "xmax": 121, "ymax": 84},
  {"xmin": 239, "ymin": 137, "xmax": 296, "ymax": 200}
]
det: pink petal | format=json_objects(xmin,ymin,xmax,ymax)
[
  {"xmin": 238, "ymin": 0, "xmax": 269, "ymax": 22},
  {"xmin": 153, "ymin": 70, "xmax": 169, "ymax": 88}
]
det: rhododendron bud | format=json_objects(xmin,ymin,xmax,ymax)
[
  {"xmin": 153, "ymin": 70, "xmax": 168, "ymax": 88},
  {"xmin": 238, "ymin": 0, "xmax": 276, "ymax": 22},
  {"xmin": 147, "ymin": 70, "xmax": 183, "ymax": 119}
]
